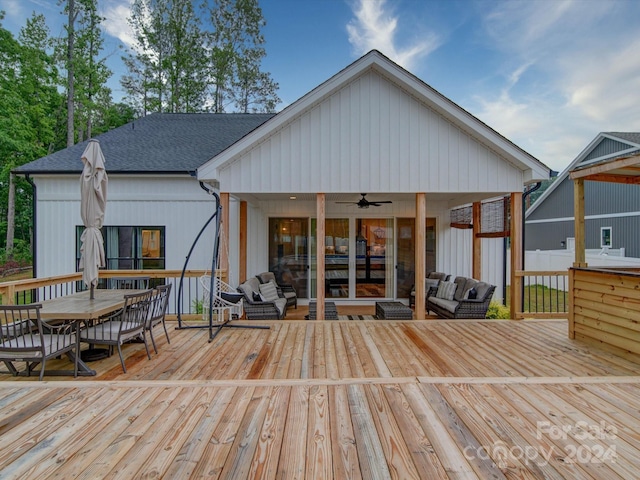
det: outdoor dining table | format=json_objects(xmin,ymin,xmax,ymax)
[{"xmin": 38, "ymin": 289, "xmax": 143, "ymax": 376}]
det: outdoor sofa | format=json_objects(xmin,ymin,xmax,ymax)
[
  {"xmin": 427, "ymin": 276, "xmax": 495, "ymax": 319},
  {"xmin": 408, "ymin": 271, "xmax": 450, "ymax": 308},
  {"xmin": 237, "ymin": 277, "xmax": 287, "ymax": 320},
  {"xmin": 255, "ymin": 271, "xmax": 297, "ymax": 309}
]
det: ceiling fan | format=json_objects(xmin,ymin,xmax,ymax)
[{"xmin": 335, "ymin": 193, "xmax": 393, "ymax": 209}]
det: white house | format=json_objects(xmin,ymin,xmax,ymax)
[{"xmin": 15, "ymin": 50, "xmax": 550, "ymax": 316}]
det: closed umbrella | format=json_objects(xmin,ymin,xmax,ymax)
[{"xmin": 79, "ymin": 139, "xmax": 108, "ymax": 299}]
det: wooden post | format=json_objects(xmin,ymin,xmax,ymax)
[
  {"xmin": 573, "ymin": 179, "xmax": 586, "ymax": 267},
  {"xmin": 239, "ymin": 201, "xmax": 247, "ymax": 283},
  {"xmin": 510, "ymin": 192, "xmax": 523, "ymax": 320},
  {"xmin": 472, "ymin": 201, "xmax": 482, "ymax": 280},
  {"xmin": 316, "ymin": 193, "xmax": 326, "ymax": 320},
  {"xmin": 568, "ymin": 267, "xmax": 575, "ymax": 339},
  {"xmin": 415, "ymin": 193, "xmax": 426, "ymax": 320},
  {"xmin": 219, "ymin": 193, "xmax": 230, "ymax": 275}
]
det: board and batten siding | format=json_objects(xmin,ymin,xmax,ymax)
[
  {"xmin": 34, "ymin": 175, "xmax": 216, "ymax": 278},
  {"xmin": 216, "ymin": 70, "xmax": 524, "ymax": 195}
]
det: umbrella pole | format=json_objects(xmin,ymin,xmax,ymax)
[{"xmin": 90, "ymin": 284, "xmax": 95, "ymax": 300}]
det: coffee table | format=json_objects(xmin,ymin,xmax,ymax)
[
  {"xmin": 306, "ymin": 301, "xmax": 338, "ymax": 320},
  {"xmin": 375, "ymin": 301, "xmax": 413, "ymax": 320}
]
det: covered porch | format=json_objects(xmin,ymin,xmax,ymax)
[{"xmin": 1, "ymin": 318, "xmax": 638, "ymax": 478}]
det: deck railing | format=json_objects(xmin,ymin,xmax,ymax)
[
  {"xmin": 513, "ymin": 270, "xmax": 569, "ymax": 319},
  {"xmin": 0, "ymin": 269, "xmax": 225, "ymax": 321},
  {"xmin": 2, "ymin": 268, "xmax": 570, "ymax": 320}
]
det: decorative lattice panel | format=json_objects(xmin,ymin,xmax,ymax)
[{"xmin": 450, "ymin": 205, "xmax": 473, "ymax": 229}]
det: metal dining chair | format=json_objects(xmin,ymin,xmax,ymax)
[
  {"xmin": 0, "ymin": 304, "xmax": 79, "ymax": 380},
  {"xmin": 79, "ymin": 289, "xmax": 153, "ymax": 373},
  {"xmin": 146, "ymin": 284, "xmax": 172, "ymax": 354}
]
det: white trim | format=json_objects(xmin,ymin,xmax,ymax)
[
  {"xmin": 525, "ymin": 132, "xmax": 640, "ymax": 218},
  {"xmin": 526, "ymin": 210, "xmax": 640, "ymax": 224}
]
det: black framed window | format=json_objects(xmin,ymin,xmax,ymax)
[{"xmin": 76, "ymin": 226, "xmax": 166, "ymax": 271}]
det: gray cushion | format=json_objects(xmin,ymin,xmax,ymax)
[
  {"xmin": 429, "ymin": 296, "xmax": 458, "ymax": 313},
  {"xmin": 428, "ymin": 272, "xmax": 449, "ymax": 282},
  {"xmin": 238, "ymin": 277, "xmax": 261, "ymax": 301},
  {"xmin": 436, "ymin": 281, "xmax": 456, "ymax": 300},
  {"xmin": 274, "ymin": 298, "xmax": 287, "ymax": 316},
  {"xmin": 474, "ymin": 282, "xmax": 492, "ymax": 300},
  {"xmin": 259, "ymin": 282, "xmax": 279, "ymax": 302},
  {"xmin": 453, "ymin": 277, "xmax": 468, "ymax": 301}
]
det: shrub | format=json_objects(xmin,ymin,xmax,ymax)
[{"xmin": 485, "ymin": 301, "xmax": 511, "ymax": 319}]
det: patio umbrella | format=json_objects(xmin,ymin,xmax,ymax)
[{"xmin": 79, "ymin": 139, "xmax": 108, "ymax": 299}]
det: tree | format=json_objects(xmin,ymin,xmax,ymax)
[
  {"xmin": 58, "ymin": 0, "xmax": 113, "ymax": 145},
  {"xmin": 0, "ymin": 13, "xmax": 62, "ymax": 258},
  {"xmin": 124, "ymin": 0, "xmax": 207, "ymax": 114},
  {"xmin": 205, "ymin": 0, "xmax": 279, "ymax": 113},
  {"xmin": 122, "ymin": 0, "xmax": 279, "ymax": 114}
]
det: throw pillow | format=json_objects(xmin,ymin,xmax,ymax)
[
  {"xmin": 436, "ymin": 281, "xmax": 456, "ymax": 301},
  {"xmin": 465, "ymin": 287, "xmax": 478, "ymax": 300},
  {"xmin": 259, "ymin": 282, "xmax": 279, "ymax": 302},
  {"xmin": 252, "ymin": 292, "xmax": 262, "ymax": 302},
  {"xmin": 425, "ymin": 278, "xmax": 440, "ymax": 292}
]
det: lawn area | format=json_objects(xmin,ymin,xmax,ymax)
[{"xmin": 505, "ymin": 284, "xmax": 568, "ymax": 313}]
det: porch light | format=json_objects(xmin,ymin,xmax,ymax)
[{"xmin": 289, "ymin": 196, "xmax": 297, "ymax": 200}]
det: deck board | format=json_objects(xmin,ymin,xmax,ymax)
[{"xmin": 1, "ymin": 319, "xmax": 639, "ymax": 479}]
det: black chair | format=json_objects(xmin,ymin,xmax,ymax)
[
  {"xmin": 0, "ymin": 304, "xmax": 78, "ymax": 380},
  {"xmin": 80, "ymin": 290, "xmax": 153, "ymax": 373},
  {"xmin": 107, "ymin": 276, "xmax": 150, "ymax": 290},
  {"xmin": 146, "ymin": 284, "xmax": 172, "ymax": 354}
]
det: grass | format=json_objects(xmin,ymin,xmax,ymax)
[{"xmin": 505, "ymin": 284, "xmax": 568, "ymax": 313}]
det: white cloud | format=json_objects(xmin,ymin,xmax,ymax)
[
  {"xmin": 472, "ymin": 0, "xmax": 640, "ymax": 172},
  {"xmin": 101, "ymin": 0, "xmax": 135, "ymax": 50},
  {"xmin": 346, "ymin": 0, "xmax": 439, "ymax": 70}
]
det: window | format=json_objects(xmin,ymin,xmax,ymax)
[
  {"xmin": 76, "ymin": 226, "xmax": 166, "ymax": 272},
  {"xmin": 600, "ymin": 227, "xmax": 612, "ymax": 248}
]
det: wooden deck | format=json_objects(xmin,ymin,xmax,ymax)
[{"xmin": 1, "ymin": 318, "xmax": 639, "ymax": 479}]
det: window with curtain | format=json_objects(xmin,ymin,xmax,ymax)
[{"xmin": 76, "ymin": 226, "xmax": 166, "ymax": 272}]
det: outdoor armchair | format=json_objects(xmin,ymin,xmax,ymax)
[
  {"xmin": 80, "ymin": 289, "xmax": 153, "ymax": 372},
  {"xmin": 256, "ymin": 271, "xmax": 297, "ymax": 309},
  {"xmin": 237, "ymin": 277, "xmax": 287, "ymax": 320},
  {"xmin": 0, "ymin": 304, "xmax": 78, "ymax": 380},
  {"xmin": 106, "ymin": 276, "xmax": 150, "ymax": 289}
]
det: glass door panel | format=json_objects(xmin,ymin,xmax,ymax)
[
  {"xmin": 324, "ymin": 219, "xmax": 350, "ymax": 298},
  {"xmin": 355, "ymin": 218, "xmax": 394, "ymax": 298},
  {"xmin": 268, "ymin": 218, "xmax": 308, "ymax": 298},
  {"xmin": 396, "ymin": 218, "xmax": 415, "ymax": 299}
]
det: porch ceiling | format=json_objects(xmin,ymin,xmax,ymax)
[{"xmin": 232, "ymin": 191, "xmax": 509, "ymax": 209}]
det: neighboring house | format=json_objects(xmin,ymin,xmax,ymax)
[
  {"xmin": 15, "ymin": 50, "xmax": 549, "ymax": 305},
  {"xmin": 526, "ymin": 132, "xmax": 640, "ymax": 258}
]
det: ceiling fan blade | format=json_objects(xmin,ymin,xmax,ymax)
[{"xmin": 335, "ymin": 201, "xmax": 358, "ymax": 204}]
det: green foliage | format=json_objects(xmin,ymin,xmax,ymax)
[
  {"xmin": 0, "ymin": 240, "xmax": 31, "ymax": 266},
  {"xmin": 485, "ymin": 301, "xmax": 511, "ymax": 319},
  {"xmin": 192, "ymin": 298, "xmax": 203, "ymax": 315}
]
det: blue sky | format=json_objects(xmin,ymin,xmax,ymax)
[{"xmin": 2, "ymin": 0, "xmax": 640, "ymax": 173}]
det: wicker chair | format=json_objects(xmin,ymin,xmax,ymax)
[
  {"xmin": 409, "ymin": 272, "xmax": 450, "ymax": 308},
  {"xmin": 427, "ymin": 277, "xmax": 495, "ymax": 319},
  {"xmin": 0, "ymin": 304, "xmax": 79, "ymax": 380},
  {"xmin": 256, "ymin": 271, "xmax": 297, "ymax": 309},
  {"xmin": 237, "ymin": 277, "xmax": 287, "ymax": 320}
]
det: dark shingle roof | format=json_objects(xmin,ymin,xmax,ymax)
[
  {"xmin": 606, "ymin": 132, "xmax": 640, "ymax": 145},
  {"xmin": 14, "ymin": 113, "xmax": 275, "ymax": 175}
]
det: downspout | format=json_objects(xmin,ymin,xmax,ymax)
[{"xmin": 25, "ymin": 175, "xmax": 37, "ymax": 279}]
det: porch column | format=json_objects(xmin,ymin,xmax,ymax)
[
  {"xmin": 472, "ymin": 201, "xmax": 482, "ymax": 279},
  {"xmin": 239, "ymin": 201, "xmax": 247, "ymax": 283},
  {"xmin": 415, "ymin": 193, "xmax": 426, "ymax": 320},
  {"xmin": 316, "ymin": 193, "xmax": 326, "ymax": 320},
  {"xmin": 573, "ymin": 179, "xmax": 587, "ymax": 267},
  {"xmin": 509, "ymin": 192, "xmax": 523, "ymax": 320},
  {"xmin": 220, "ymin": 193, "xmax": 230, "ymax": 282}
]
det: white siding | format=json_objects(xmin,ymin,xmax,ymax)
[
  {"xmin": 34, "ymin": 175, "xmax": 216, "ymax": 278},
  {"xmin": 217, "ymin": 70, "xmax": 523, "ymax": 195}
]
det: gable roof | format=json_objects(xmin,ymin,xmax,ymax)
[
  {"xmin": 198, "ymin": 50, "xmax": 549, "ymax": 184},
  {"xmin": 14, "ymin": 113, "xmax": 274, "ymax": 175},
  {"xmin": 526, "ymin": 132, "xmax": 640, "ymax": 217}
]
